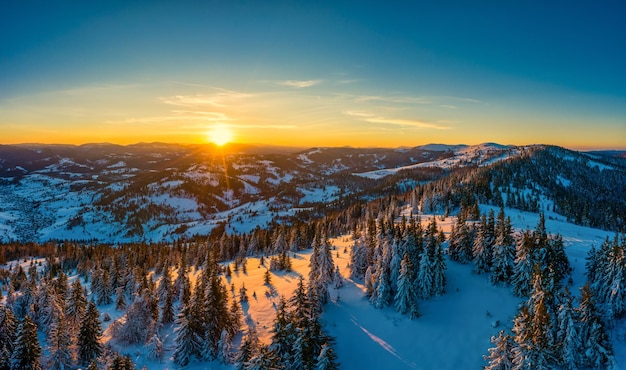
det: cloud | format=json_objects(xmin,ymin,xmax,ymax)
[
  {"xmin": 277, "ymin": 80, "xmax": 322, "ymax": 88},
  {"xmin": 160, "ymin": 90, "xmax": 253, "ymax": 107},
  {"xmin": 335, "ymin": 93, "xmax": 431, "ymax": 105},
  {"xmin": 440, "ymin": 105, "xmax": 457, "ymax": 109},
  {"xmin": 105, "ymin": 111, "xmax": 234, "ymax": 125},
  {"xmin": 343, "ymin": 110, "xmax": 376, "ymax": 118},
  {"xmin": 364, "ymin": 117, "xmax": 450, "ymax": 130}
]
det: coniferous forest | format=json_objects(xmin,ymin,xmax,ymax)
[{"xmin": 0, "ymin": 144, "xmax": 625, "ymax": 369}]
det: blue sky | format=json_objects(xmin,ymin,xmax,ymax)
[{"xmin": 1, "ymin": 0, "xmax": 624, "ymax": 148}]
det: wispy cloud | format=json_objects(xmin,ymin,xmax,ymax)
[
  {"xmin": 440, "ymin": 105, "xmax": 457, "ymax": 109},
  {"xmin": 344, "ymin": 110, "xmax": 450, "ymax": 130},
  {"xmin": 277, "ymin": 80, "xmax": 322, "ymax": 88},
  {"xmin": 335, "ymin": 93, "xmax": 431, "ymax": 105},
  {"xmin": 161, "ymin": 90, "xmax": 253, "ymax": 107},
  {"xmin": 343, "ymin": 110, "xmax": 376, "ymax": 118},
  {"xmin": 364, "ymin": 117, "xmax": 450, "ymax": 130}
]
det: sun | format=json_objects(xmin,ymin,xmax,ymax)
[{"xmin": 207, "ymin": 125, "xmax": 233, "ymax": 146}]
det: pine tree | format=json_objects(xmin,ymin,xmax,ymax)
[
  {"xmin": 114, "ymin": 293, "xmax": 154, "ymax": 344},
  {"xmin": 269, "ymin": 297, "xmax": 294, "ymax": 367},
  {"xmin": 316, "ymin": 343, "xmax": 340, "ymax": 370},
  {"xmin": 115, "ymin": 286, "xmax": 127, "ymax": 311},
  {"xmin": 10, "ymin": 315, "xmax": 41, "ymax": 370},
  {"xmin": 490, "ymin": 216, "xmax": 515, "ymax": 285},
  {"xmin": 235, "ymin": 327, "xmax": 259, "ymax": 370},
  {"xmin": 109, "ymin": 353, "xmax": 135, "ymax": 370},
  {"xmin": 46, "ymin": 317, "xmax": 72, "ymax": 370},
  {"xmin": 511, "ymin": 231, "xmax": 535, "ymax": 297},
  {"xmin": 66, "ymin": 279, "xmax": 87, "ymax": 340},
  {"xmin": 77, "ymin": 302, "xmax": 103, "ymax": 366},
  {"xmin": 556, "ymin": 288, "xmax": 581, "ymax": 370},
  {"xmin": 484, "ymin": 330, "xmax": 515, "ymax": 370},
  {"xmin": 157, "ymin": 266, "xmax": 172, "ymax": 302},
  {"xmin": 473, "ymin": 215, "xmax": 493, "ymax": 274},
  {"xmin": 146, "ymin": 334, "xmax": 163, "ymax": 362},
  {"xmin": 172, "ymin": 302, "xmax": 203, "ymax": 367},
  {"xmin": 578, "ymin": 284, "xmax": 615, "ymax": 369},
  {"xmin": 160, "ymin": 287, "xmax": 175, "ymax": 325},
  {"xmin": 332, "ymin": 266, "xmax": 343, "ymax": 289},
  {"xmin": 0, "ymin": 306, "xmax": 16, "ymax": 356},
  {"xmin": 217, "ymin": 329, "xmax": 233, "ymax": 364},
  {"xmin": 394, "ymin": 254, "xmax": 420, "ymax": 319},
  {"xmin": 416, "ymin": 246, "xmax": 433, "ymax": 299}
]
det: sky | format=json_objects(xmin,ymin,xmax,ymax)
[{"xmin": 1, "ymin": 1, "xmax": 625, "ymax": 149}]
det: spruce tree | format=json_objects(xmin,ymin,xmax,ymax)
[
  {"xmin": 77, "ymin": 302, "xmax": 103, "ymax": 366},
  {"xmin": 484, "ymin": 330, "xmax": 515, "ymax": 370},
  {"xmin": 109, "ymin": 353, "xmax": 135, "ymax": 370},
  {"xmin": 394, "ymin": 254, "xmax": 420, "ymax": 318},
  {"xmin": 316, "ymin": 343, "xmax": 340, "ymax": 370},
  {"xmin": 578, "ymin": 284, "xmax": 615, "ymax": 369},
  {"xmin": 10, "ymin": 315, "xmax": 41, "ymax": 370},
  {"xmin": 490, "ymin": 216, "xmax": 515, "ymax": 285},
  {"xmin": 0, "ymin": 306, "xmax": 16, "ymax": 356},
  {"xmin": 473, "ymin": 215, "xmax": 493, "ymax": 274},
  {"xmin": 46, "ymin": 317, "xmax": 72, "ymax": 370},
  {"xmin": 556, "ymin": 288, "xmax": 581, "ymax": 370},
  {"xmin": 511, "ymin": 231, "xmax": 535, "ymax": 297},
  {"xmin": 172, "ymin": 302, "xmax": 202, "ymax": 367},
  {"xmin": 146, "ymin": 334, "xmax": 163, "ymax": 362}
]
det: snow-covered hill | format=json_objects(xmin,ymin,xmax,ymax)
[{"xmin": 0, "ymin": 143, "xmax": 521, "ymax": 243}]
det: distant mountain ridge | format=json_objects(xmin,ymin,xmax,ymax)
[{"xmin": 1, "ymin": 142, "xmax": 622, "ymax": 243}]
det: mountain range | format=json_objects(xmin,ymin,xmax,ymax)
[{"xmin": 0, "ymin": 142, "xmax": 623, "ymax": 243}]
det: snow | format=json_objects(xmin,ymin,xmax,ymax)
[
  {"xmin": 354, "ymin": 144, "xmax": 518, "ymax": 179},
  {"xmin": 239, "ymin": 174, "xmax": 260, "ymax": 184},
  {"xmin": 557, "ymin": 175, "xmax": 572, "ymax": 187},
  {"xmin": 2, "ymin": 205, "xmax": 624, "ymax": 369},
  {"xmin": 299, "ymin": 186, "xmax": 340, "ymax": 204},
  {"xmin": 297, "ymin": 153, "xmax": 314, "ymax": 164},
  {"xmin": 107, "ymin": 161, "xmax": 126, "ymax": 168}
]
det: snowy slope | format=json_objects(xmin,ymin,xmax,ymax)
[{"xmin": 354, "ymin": 143, "xmax": 518, "ymax": 179}]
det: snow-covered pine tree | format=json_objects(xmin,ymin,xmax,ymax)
[
  {"xmin": 556, "ymin": 288, "xmax": 581, "ymax": 370},
  {"xmin": 160, "ymin": 286, "xmax": 175, "ymax": 324},
  {"xmin": 77, "ymin": 302, "xmax": 103, "ymax": 367},
  {"xmin": 0, "ymin": 306, "xmax": 16, "ymax": 357},
  {"xmin": 473, "ymin": 214, "xmax": 493, "ymax": 274},
  {"xmin": 511, "ymin": 305, "xmax": 533, "ymax": 369},
  {"xmin": 394, "ymin": 254, "xmax": 420, "ymax": 319},
  {"xmin": 115, "ymin": 286, "xmax": 126, "ymax": 311},
  {"xmin": 235, "ymin": 327, "xmax": 259, "ymax": 370},
  {"xmin": 317, "ymin": 235, "xmax": 335, "ymax": 284},
  {"xmin": 114, "ymin": 292, "xmax": 154, "ymax": 344},
  {"xmin": 332, "ymin": 266, "xmax": 343, "ymax": 289},
  {"xmin": 526, "ymin": 272, "xmax": 556, "ymax": 366},
  {"xmin": 109, "ymin": 353, "xmax": 135, "ymax": 370},
  {"xmin": 484, "ymin": 330, "xmax": 515, "ymax": 370},
  {"xmin": 146, "ymin": 334, "xmax": 163, "ymax": 362},
  {"xmin": 217, "ymin": 329, "xmax": 233, "ymax": 364},
  {"xmin": 172, "ymin": 299, "xmax": 203, "ymax": 367},
  {"xmin": 578, "ymin": 284, "xmax": 616, "ymax": 369},
  {"xmin": 316, "ymin": 342, "xmax": 340, "ymax": 370},
  {"xmin": 511, "ymin": 231, "xmax": 535, "ymax": 297},
  {"xmin": 490, "ymin": 214, "xmax": 515, "ymax": 285},
  {"xmin": 10, "ymin": 315, "xmax": 42, "ymax": 370},
  {"xmin": 269, "ymin": 297, "xmax": 294, "ymax": 367},
  {"xmin": 66, "ymin": 278, "xmax": 87, "ymax": 338},
  {"xmin": 157, "ymin": 266, "xmax": 172, "ymax": 302},
  {"xmin": 416, "ymin": 244, "xmax": 433, "ymax": 299},
  {"xmin": 46, "ymin": 316, "xmax": 72, "ymax": 370}
]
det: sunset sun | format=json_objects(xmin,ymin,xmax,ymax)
[{"xmin": 208, "ymin": 126, "xmax": 233, "ymax": 146}]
